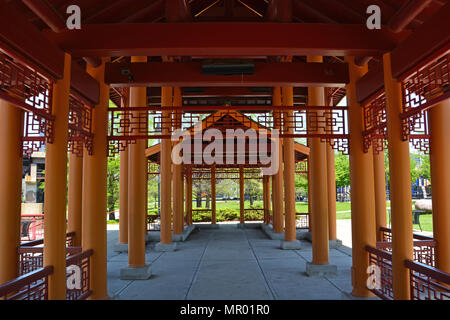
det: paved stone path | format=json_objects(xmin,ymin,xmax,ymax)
[{"xmin": 107, "ymin": 224, "xmax": 355, "ymax": 300}]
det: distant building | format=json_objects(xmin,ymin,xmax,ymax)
[{"xmin": 22, "ymin": 152, "xmax": 45, "ymax": 215}]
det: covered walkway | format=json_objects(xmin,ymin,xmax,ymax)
[{"xmin": 107, "ymin": 224, "xmax": 355, "ymax": 300}]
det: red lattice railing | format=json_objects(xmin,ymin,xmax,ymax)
[
  {"xmin": 366, "ymin": 245, "xmax": 394, "ymax": 300},
  {"xmin": 18, "ymin": 246, "xmax": 82, "ymax": 276},
  {"xmin": 380, "ymin": 226, "xmax": 392, "ymax": 242},
  {"xmin": 66, "ymin": 249, "xmax": 93, "ymax": 300},
  {"xmin": 0, "ymin": 266, "xmax": 53, "ymax": 300},
  {"xmin": 295, "ymin": 161, "xmax": 308, "ymax": 174},
  {"xmin": 107, "ymin": 106, "xmax": 349, "ymax": 157},
  {"xmin": 191, "ymin": 167, "xmax": 263, "ymax": 180},
  {"xmin": 147, "ymin": 214, "xmax": 161, "ymax": 232},
  {"xmin": 362, "ymin": 90, "xmax": 387, "ymax": 154},
  {"xmin": 401, "ymin": 52, "xmax": 449, "ymax": 122},
  {"xmin": 68, "ymin": 94, "xmax": 94, "ymax": 157},
  {"xmin": 399, "ymin": 51, "xmax": 449, "ymax": 154},
  {"xmin": 268, "ymin": 210, "xmax": 273, "ymax": 226},
  {"xmin": 405, "ymin": 260, "xmax": 450, "ymax": 300},
  {"xmin": 295, "ymin": 213, "xmax": 309, "ymax": 230},
  {"xmin": 377, "ymin": 227, "xmax": 436, "ymax": 267},
  {"xmin": 0, "ymin": 53, "xmax": 55, "ymax": 157},
  {"xmin": 21, "ymin": 232, "xmax": 77, "ymax": 248}
]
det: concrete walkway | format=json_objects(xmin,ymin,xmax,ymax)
[{"xmin": 106, "ymin": 224, "xmax": 355, "ymax": 300}]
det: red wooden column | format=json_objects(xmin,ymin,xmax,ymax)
[
  {"xmin": 429, "ymin": 99, "xmax": 450, "ymax": 273},
  {"xmin": 173, "ymin": 87, "xmax": 184, "ymax": 235},
  {"xmin": 68, "ymin": 152, "xmax": 83, "ymax": 247},
  {"xmin": 239, "ymin": 165, "xmax": 245, "ymax": 226},
  {"xmin": 0, "ymin": 100, "xmax": 24, "ymax": 285},
  {"xmin": 263, "ymin": 176, "xmax": 271, "ymax": 224},
  {"xmin": 306, "ymin": 56, "xmax": 336, "ymax": 275},
  {"xmin": 118, "ymin": 97, "xmax": 129, "ymax": 247},
  {"xmin": 271, "ymin": 87, "xmax": 284, "ymax": 233},
  {"xmin": 82, "ymin": 58, "xmax": 111, "ymax": 299},
  {"xmin": 120, "ymin": 56, "xmax": 152, "ymax": 279},
  {"xmin": 281, "ymin": 85, "xmax": 301, "ymax": 249},
  {"xmin": 43, "ymin": 53, "xmax": 71, "ymax": 299},
  {"xmin": 345, "ymin": 56, "xmax": 377, "ymax": 298},
  {"xmin": 185, "ymin": 166, "xmax": 193, "ymax": 226},
  {"xmin": 211, "ymin": 164, "xmax": 217, "ymax": 225},
  {"xmin": 383, "ymin": 53, "xmax": 413, "ymax": 299},
  {"xmin": 157, "ymin": 85, "xmax": 177, "ymax": 251},
  {"xmin": 373, "ymin": 150, "xmax": 387, "ymax": 241},
  {"xmin": 325, "ymin": 96, "xmax": 340, "ymax": 247}
]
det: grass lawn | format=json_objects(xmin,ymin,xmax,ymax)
[{"xmin": 189, "ymin": 199, "xmax": 433, "ymax": 232}]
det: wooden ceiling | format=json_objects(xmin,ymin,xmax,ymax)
[
  {"xmin": 6, "ymin": 0, "xmax": 447, "ymax": 107},
  {"xmin": 9, "ymin": 0, "xmax": 445, "ymax": 28}
]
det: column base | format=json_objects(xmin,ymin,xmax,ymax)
[
  {"xmin": 113, "ymin": 243, "xmax": 128, "ymax": 253},
  {"xmin": 280, "ymin": 240, "xmax": 302, "ymax": 250},
  {"xmin": 194, "ymin": 223, "xmax": 220, "ymax": 229},
  {"xmin": 296, "ymin": 230, "xmax": 311, "ymax": 241},
  {"xmin": 260, "ymin": 223, "xmax": 286, "ymax": 240},
  {"xmin": 341, "ymin": 291, "xmax": 379, "ymax": 300},
  {"xmin": 120, "ymin": 264, "xmax": 152, "ymax": 280},
  {"xmin": 145, "ymin": 225, "xmax": 197, "ymax": 243},
  {"xmin": 329, "ymin": 239, "xmax": 343, "ymax": 249},
  {"xmin": 155, "ymin": 242, "xmax": 178, "ymax": 252},
  {"xmin": 108, "ymin": 292, "xmax": 121, "ymax": 300},
  {"xmin": 305, "ymin": 262, "xmax": 337, "ymax": 277}
]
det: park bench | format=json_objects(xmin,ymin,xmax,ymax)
[
  {"xmin": 412, "ymin": 210, "xmax": 431, "ymax": 232},
  {"xmin": 20, "ymin": 221, "xmax": 34, "ymax": 241},
  {"xmin": 387, "ymin": 209, "xmax": 431, "ymax": 231}
]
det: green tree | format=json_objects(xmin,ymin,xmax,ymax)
[
  {"xmin": 335, "ymin": 153, "xmax": 350, "ymax": 187},
  {"xmin": 107, "ymin": 155, "xmax": 120, "ymax": 219},
  {"xmin": 295, "ymin": 173, "xmax": 308, "ymax": 197},
  {"xmin": 244, "ymin": 179, "xmax": 262, "ymax": 206}
]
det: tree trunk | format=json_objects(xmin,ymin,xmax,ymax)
[
  {"xmin": 196, "ymin": 187, "xmax": 202, "ymax": 207},
  {"xmin": 205, "ymin": 193, "xmax": 210, "ymax": 209},
  {"xmin": 250, "ymin": 192, "xmax": 254, "ymax": 206}
]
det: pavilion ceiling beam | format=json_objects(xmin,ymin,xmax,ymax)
[
  {"xmin": 70, "ymin": 62, "xmax": 100, "ymax": 105},
  {"xmin": 83, "ymin": 0, "xmax": 135, "ymax": 23},
  {"xmin": 120, "ymin": 0, "xmax": 165, "ymax": 23},
  {"xmin": 147, "ymin": 87, "xmax": 307, "ymax": 97},
  {"xmin": 292, "ymin": 0, "xmax": 337, "ymax": 23},
  {"xmin": 391, "ymin": 0, "xmax": 450, "ymax": 79},
  {"xmin": 44, "ymin": 22, "xmax": 407, "ymax": 57},
  {"xmin": 21, "ymin": 0, "xmax": 66, "ymax": 32},
  {"xmin": 318, "ymin": 0, "xmax": 365, "ymax": 24},
  {"xmin": 355, "ymin": 0, "xmax": 433, "ymax": 66},
  {"xmin": 12, "ymin": 0, "xmax": 101, "ymax": 104},
  {"xmin": 21, "ymin": 0, "xmax": 102, "ymax": 68},
  {"xmin": 0, "ymin": 0, "xmax": 64, "ymax": 79},
  {"xmin": 104, "ymin": 61, "xmax": 349, "ymax": 87},
  {"xmin": 166, "ymin": 0, "xmax": 192, "ymax": 21},
  {"xmin": 356, "ymin": 1, "xmax": 450, "ymax": 103},
  {"xmin": 387, "ymin": 0, "xmax": 434, "ymax": 33}
]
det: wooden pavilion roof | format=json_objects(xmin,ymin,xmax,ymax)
[
  {"xmin": 1, "ymin": 0, "xmax": 448, "ymax": 109},
  {"xmin": 11, "ymin": 0, "xmax": 444, "ymax": 31}
]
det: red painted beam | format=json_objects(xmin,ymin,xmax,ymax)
[
  {"xmin": 147, "ymin": 87, "xmax": 307, "ymax": 97},
  {"xmin": 166, "ymin": 0, "xmax": 192, "ymax": 22},
  {"xmin": 44, "ymin": 23, "xmax": 407, "ymax": 57},
  {"xmin": 391, "ymin": 1, "xmax": 450, "ymax": 79},
  {"xmin": 388, "ymin": 0, "xmax": 433, "ymax": 33},
  {"xmin": 356, "ymin": 64, "xmax": 384, "ymax": 104},
  {"xmin": 356, "ymin": 1, "xmax": 450, "ymax": 103},
  {"xmin": 70, "ymin": 62, "xmax": 100, "ymax": 106},
  {"xmin": 105, "ymin": 61, "xmax": 349, "ymax": 87},
  {"xmin": 0, "ymin": 0, "xmax": 64, "ymax": 79},
  {"xmin": 21, "ymin": 0, "xmax": 66, "ymax": 32}
]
